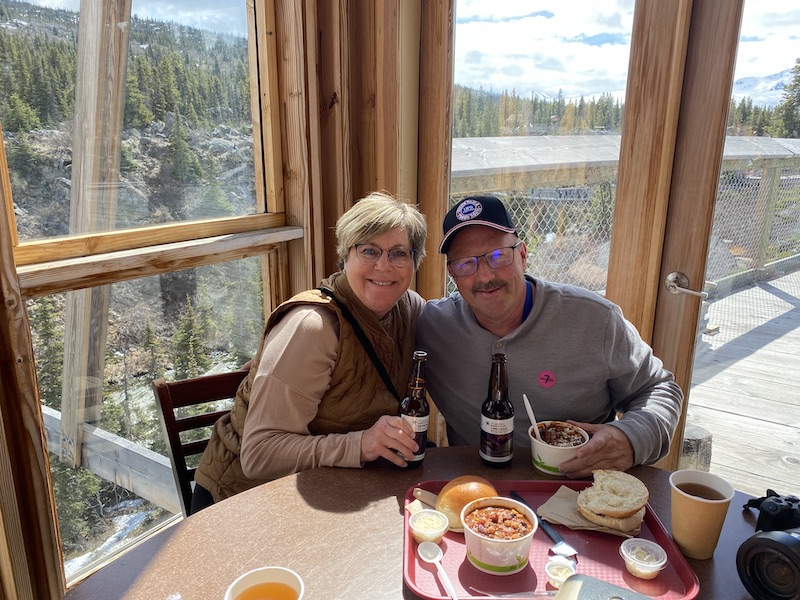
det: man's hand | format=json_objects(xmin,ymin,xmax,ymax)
[
  {"xmin": 360, "ymin": 415, "xmax": 419, "ymax": 467},
  {"xmin": 557, "ymin": 421, "xmax": 634, "ymax": 478}
]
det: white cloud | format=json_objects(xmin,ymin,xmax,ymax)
[{"xmin": 454, "ymin": 0, "xmax": 799, "ymax": 100}]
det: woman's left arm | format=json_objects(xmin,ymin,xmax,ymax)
[{"xmin": 240, "ymin": 306, "xmax": 364, "ymax": 480}]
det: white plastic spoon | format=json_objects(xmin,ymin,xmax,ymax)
[
  {"xmin": 522, "ymin": 393, "xmax": 542, "ymax": 442},
  {"xmin": 417, "ymin": 541, "xmax": 459, "ymax": 600}
]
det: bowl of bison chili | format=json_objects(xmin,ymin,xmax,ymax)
[
  {"xmin": 460, "ymin": 497, "xmax": 538, "ymax": 576},
  {"xmin": 529, "ymin": 420, "xmax": 590, "ymax": 476}
]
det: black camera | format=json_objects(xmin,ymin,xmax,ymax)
[
  {"xmin": 746, "ymin": 490, "xmax": 800, "ymax": 533},
  {"xmin": 736, "ymin": 490, "xmax": 800, "ymax": 600}
]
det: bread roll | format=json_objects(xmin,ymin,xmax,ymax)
[
  {"xmin": 435, "ymin": 475, "xmax": 498, "ymax": 531},
  {"xmin": 576, "ymin": 470, "xmax": 648, "ymax": 532},
  {"xmin": 577, "ymin": 504, "xmax": 646, "ymax": 533}
]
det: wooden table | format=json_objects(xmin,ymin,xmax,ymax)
[{"xmin": 64, "ymin": 447, "xmax": 758, "ymax": 600}]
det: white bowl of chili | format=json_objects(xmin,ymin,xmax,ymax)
[
  {"xmin": 460, "ymin": 496, "xmax": 538, "ymax": 576},
  {"xmin": 529, "ymin": 420, "xmax": 589, "ymax": 476}
]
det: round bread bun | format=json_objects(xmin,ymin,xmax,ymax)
[
  {"xmin": 577, "ymin": 504, "xmax": 646, "ymax": 533},
  {"xmin": 435, "ymin": 475, "xmax": 498, "ymax": 531},
  {"xmin": 577, "ymin": 469, "xmax": 649, "ymax": 519}
]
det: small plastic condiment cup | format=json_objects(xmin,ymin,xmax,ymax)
[
  {"xmin": 409, "ymin": 509, "xmax": 449, "ymax": 544},
  {"xmin": 619, "ymin": 538, "xmax": 668, "ymax": 580},
  {"xmin": 544, "ymin": 556, "xmax": 576, "ymax": 589}
]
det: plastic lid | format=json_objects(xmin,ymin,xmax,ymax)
[{"xmin": 620, "ymin": 538, "xmax": 668, "ymax": 569}]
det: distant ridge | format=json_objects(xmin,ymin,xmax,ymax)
[{"xmin": 731, "ymin": 68, "xmax": 793, "ymax": 107}]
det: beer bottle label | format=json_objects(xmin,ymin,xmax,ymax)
[
  {"xmin": 480, "ymin": 416, "xmax": 514, "ymax": 434},
  {"xmin": 402, "ymin": 414, "xmax": 428, "ymax": 461},
  {"xmin": 480, "ymin": 416, "xmax": 514, "ymax": 462}
]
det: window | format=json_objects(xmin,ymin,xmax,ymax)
[
  {"xmin": 449, "ymin": 1, "xmax": 633, "ymax": 293},
  {"xmin": 0, "ymin": 0, "xmax": 297, "ymax": 584}
]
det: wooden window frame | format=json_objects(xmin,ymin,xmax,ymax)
[{"xmin": 0, "ymin": 0, "xmax": 745, "ymax": 597}]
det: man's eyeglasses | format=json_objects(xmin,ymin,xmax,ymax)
[
  {"xmin": 354, "ymin": 243, "xmax": 416, "ymax": 267},
  {"xmin": 447, "ymin": 242, "xmax": 521, "ymax": 277}
]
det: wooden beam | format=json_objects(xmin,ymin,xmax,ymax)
[
  {"xmin": 416, "ymin": 0, "xmax": 454, "ymax": 301},
  {"xmin": 60, "ymin": 0, "xmax": 132, "ymax": 468},
  {"xmin": 316, "ymin": 0, "xmax": 352, "ymax": 276},
  {"xmin": 302, "ymin": 0, "xmax": 327, "ymax": 286},
  {"xmin": 275, "ymin": 0, "xmax": 315, "ymax": 294},
  {"xmin": 652, "ymin": 0, "xmax": 745, "ymax": 470},
  {"xmin": 40, "ymin": 407, "xmax": 181, "ymax": 515},
  {"xmin": 17, "ymin": 227, "xmax": 304, "ymax": 299},
  {"xmin": 605, "ymin": 0, "xmax": 692, "ymax": 344},
  {"xmin": 398, "ymin": 1, "xmax": 421, "ymax": 205},
  {"xmin": 13, "ymin": 213, "xmax": 287, "ymax": 267},
  {"xmin": 250, "ymin": 0, "xmax": 284, "ymax": 214},
  {"xmin": 0, "ymin": 124, "xmax": 64, "ymax": 599}
]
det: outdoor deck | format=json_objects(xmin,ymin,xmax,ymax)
[{"xmin": 689, "ymin": 269, "xmax": 800, "ymax": 499}]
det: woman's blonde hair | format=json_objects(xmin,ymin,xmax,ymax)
[{"xmin": 335, "ymin": 191, "xmax": 427, "ymax": 269}]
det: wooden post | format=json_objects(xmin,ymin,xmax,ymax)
[
  {"xmin": 0, "ymin": 124, "xmax": 64, "ymax": 600},
  {"xmin": 416, "ymin": 0, "xmax": 454, "ymax": 301},
  {"xmin": 652, "ymin": 0, "xmax": 745, "ymax": 470},
  {"xmin": 60, "ymin": 0, "xmax": 131, "ymax": 467},
  {"xmin": 752, "ymin": 166, "xmax": 780, "ymax": 269}
]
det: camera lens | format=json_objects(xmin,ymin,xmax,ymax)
[{"xmin": 736, "ymin": 527, "xmax": 800, "ymax": 600}]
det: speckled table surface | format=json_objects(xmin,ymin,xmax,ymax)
[{"xmin": 63, "ymin": 447, "xmax": 756, "ymax": 600}]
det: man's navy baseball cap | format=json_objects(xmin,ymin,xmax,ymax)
[{"xmin": 439, "ymin": 196, "xmax": 517, "ymax": 254}]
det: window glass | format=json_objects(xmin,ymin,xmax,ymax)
[
  {"xmin": 0, "ymin": 0, "xmax": 256, "ymax": 242},
  {"xmin": 450, "ymin": 1, "xmax": 633, "ymax": 293},
  {"xmin": 689, "ymin": 0, "xmax": 800, "ymax": 497},
  {"xmin": 0, "ymin": 0, "xmax": 265, "ymax": 583},
  {"xmin": 29, "ymin": 257, "xmax": 264, "ymax": 582}
]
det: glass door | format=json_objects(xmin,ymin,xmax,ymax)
[{"xmin": 687, "ymin": 1, "xmax": 800, "ymax": 498}]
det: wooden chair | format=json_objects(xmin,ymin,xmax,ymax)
[{"xmin": 153, "ymin": 368, "xmax": 248, "ymax": 516}]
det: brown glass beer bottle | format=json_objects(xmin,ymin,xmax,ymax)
[
  {"xmin": 399, "ymin": 350, "xmax": 429, "ymax": 468},
  {"xmin": 480, "ymin": 353, "xmax": 514, "ymax": 468}
]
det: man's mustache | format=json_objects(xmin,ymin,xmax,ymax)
[{"xmin": 472, "ymin": 280, "xmax": 507, "ymax": 294}]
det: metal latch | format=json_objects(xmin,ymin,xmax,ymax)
[{"xmin": 665, "ymin": 272, "xmax": 709, "ymax": 299}]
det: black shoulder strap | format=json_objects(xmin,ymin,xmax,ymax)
[{"xmin": 317, "ymin": 287, "xmax": 402, "ymax": 403}]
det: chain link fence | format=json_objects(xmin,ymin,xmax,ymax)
[{"xmin": 447, "ymin": 150, "xmax": 800, "ymax": 299}]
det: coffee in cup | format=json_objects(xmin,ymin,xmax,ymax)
[{"xmin": 669, "ymin": 469, "xmax": 734, "ymax": 559}]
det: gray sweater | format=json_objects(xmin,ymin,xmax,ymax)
[{"xmin": 416, "ymin": 276, "xmax": 683, "ymax": 465}]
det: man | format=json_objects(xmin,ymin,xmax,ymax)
[{"xmin": 417, "ymin": 195, "xmax": 683, "ymax": 477}]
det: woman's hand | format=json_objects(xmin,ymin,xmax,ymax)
[{"xmin": 361, "ymin": 415, "xmax": 419, "ymax": 466}]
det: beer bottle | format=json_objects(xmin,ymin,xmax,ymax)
[
  {"xmin": 480, "ymin": 353, "xmax": 514, "ymax": 468},
  {"xmin": 399, "ymin": 350, "xmax": 429, "ymax": 468}
]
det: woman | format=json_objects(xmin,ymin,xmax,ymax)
[{"xmin": 193, "ymin": 192, "xmax": 427, "ymax": 512}]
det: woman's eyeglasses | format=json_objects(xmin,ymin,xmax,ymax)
[
  {"xmin": 447, "ymin": 242, "xmax": 521, "ymax": 277},
  {"xmin": 354, "ymin": 243, "xmax": 416, "ymax": 267}
]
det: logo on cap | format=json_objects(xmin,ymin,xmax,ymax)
[{"xmin": 455, "ymin": 199, "xmax": 483, "ymax": 221}]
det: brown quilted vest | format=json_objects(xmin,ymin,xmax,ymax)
[{"xmin": 194, "ymin": 272, "xmax": 419, "ymax": 502}]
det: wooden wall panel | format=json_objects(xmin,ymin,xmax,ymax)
[
  {"xmin": 316, "ymin": 0, "xmax": 352, "ymax": 276},
  {"xmin": 416, "ymin": 0, "xmax": 454, "ymax": 301}
]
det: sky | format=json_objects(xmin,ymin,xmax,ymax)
[
  {"xmin": 26, "ymin": 0, "xmax": 800, "ymax": 101},
  {"xmin": 454, "ymin": 0, "xmax": 800, "ymax": 100}
]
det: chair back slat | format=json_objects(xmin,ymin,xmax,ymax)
[{"xmin": 153, "ymin": 369, "xmax": 248, "ymax": 516}]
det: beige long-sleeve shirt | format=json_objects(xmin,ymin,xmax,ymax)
[{"xmin": 239, "ymin": 304, "xmax": 365, "ymax": 480}]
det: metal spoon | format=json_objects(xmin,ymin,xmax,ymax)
[
  {"xmin": 522, "ymin": 394, "xmax": 542, "ymax": 441},
  {"xmin": 417, "ymin": 541, "xmax": 459, "ymax": 600}
]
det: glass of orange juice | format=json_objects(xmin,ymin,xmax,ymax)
[{"xmin": 224, "ymin": 566, "xmax": 304, "ymax": 600}]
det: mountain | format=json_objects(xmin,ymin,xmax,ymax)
[{"xmin": 731, "ymin": 68, "xmax": 793, "ymax": 107}]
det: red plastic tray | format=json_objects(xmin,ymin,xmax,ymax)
[{"xmin": 403, "ymin": 480, "xmax": 700, "ymax": 599}]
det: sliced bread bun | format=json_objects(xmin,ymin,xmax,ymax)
[
  {"xmin": 435, "ymin": 475, "xmax": 498, "ymax": 531},
  {"xmin": 576, "ymin": 470, "xmax": 649, "ymax": 532},
  {"xmin": 577, "ymin": 504, "xmax": 646, "ymax": 533}
]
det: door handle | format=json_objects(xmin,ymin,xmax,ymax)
[{"xmin": 665, "ymin": 272, "xmax": 708, "ymax": 299}]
